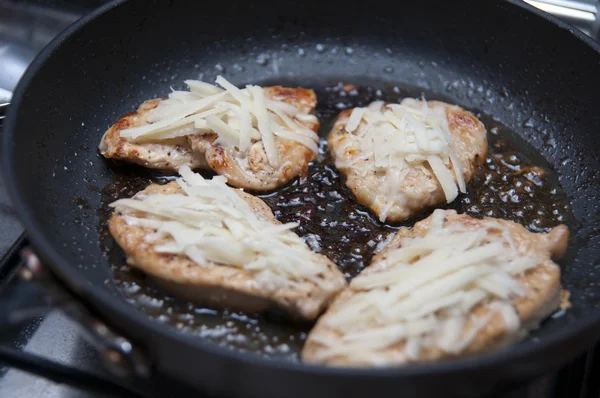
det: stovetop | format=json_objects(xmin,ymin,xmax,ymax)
[{"xmin": 0, "ymin": 1, "xmax": 599, "ymax": 397}]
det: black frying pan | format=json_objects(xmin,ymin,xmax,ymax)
[{"xmin": 3, "ymin": 1, "xmax": 600, "ymax": 397}]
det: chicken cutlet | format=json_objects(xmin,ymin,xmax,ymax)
[
  {"xmin": 100, "ymin": 77, "xmax": 320, "ymax": 191},
  {"xmin": 109, "ymin": 166, "xmax": 346, "ymax": 320},
  {"xmin": 328, "ymin": 99, "xmax": 487, "ymax": 223},
  {"xmin": 302, "ymin": 209, "xmax": 568, "ymax": 366}
]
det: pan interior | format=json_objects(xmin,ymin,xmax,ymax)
[
  {"xmin": 5, "ymin": 0, "xmax": 600, "ymax": 364},
  {"xmin": 99, "ymin": 78, "xmax": 573, "ymax": 360}
]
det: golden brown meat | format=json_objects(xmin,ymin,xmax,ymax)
[
  {"xmin": 302, "ymin": 210, "xmax": 569, "ymax": 366},
  {"xmin": 328, "ymin": 100, "xmax": 487, "ymax": 223},
  {"xmin": 98, "ymin": 99, "xmax": 207, "ymax": 170},
  {"xmin": 109, "ymin": 181, "xmax": 347, "ymax": 320},
  {"xmin": 100, "ymin": 86, "xmax": 319, "ymax": 191}
]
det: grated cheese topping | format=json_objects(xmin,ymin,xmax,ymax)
[
  {"xmin": 109, "ymin": 166, "xmax": 333, "ymax": 291},
  {"xmin": 313, "ymin": 209, "xmax": 540, "ymax": 365},
  {"xmin": 119, "ymin": 76, "xmax": 319, "ymax": 167},
  {"xmin": 342, "ymin": 99, "xmax": 467, "ymax": 222}
]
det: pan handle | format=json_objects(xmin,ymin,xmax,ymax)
[
  {"xmin": 523, "ymin": 0, "xmax": 599, "ymax": 39},
  {"xmin": 0, "ymin": 240, "xmax": 150, "ymax": 396},
  {"xmin": 20, "ymin": 249, "xmax": 152, "ymax": 379},
  {"xmin": 0, "ymin": 346, "xmax": 143, "ymax": 397}
]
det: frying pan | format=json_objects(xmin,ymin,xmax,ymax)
[{"xmin": 3, "ymin": 0, "xmax": 600, "ymax": 397}]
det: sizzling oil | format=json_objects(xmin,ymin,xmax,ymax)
[{"xmin": 99, "ymin": 82, "xmax": 571, "ymax": 362}]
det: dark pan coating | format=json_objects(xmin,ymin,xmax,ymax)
[{"xmin": 3, "ymin": 1, "xmax": 600, "ymax": 397}]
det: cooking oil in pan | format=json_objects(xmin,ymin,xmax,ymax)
[{"xmin": 98, "ymin": 82, "xmax": 572, "ymax": 362}]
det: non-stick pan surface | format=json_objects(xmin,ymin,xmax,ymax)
[{"xmin": 3, "ymin": 0, "xmax": 600, "ymax": 397}]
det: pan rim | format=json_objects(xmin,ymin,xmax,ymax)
[{"xmin": 3, "ymin": 0, "xmax": 600, "ymax": 383}]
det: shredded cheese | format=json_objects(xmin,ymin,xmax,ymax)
[
  {"xmin": 343, "ymin": 99, "xmax": 467, "ymax": 221},
  {"xmin": 119, "ymin": 76, "xmax": 319, "ymax": 167},
  {"xmin": 315, "ymin": 210, "xmax": 539, "ymax": 364},
  {"xmin": 109, "ymin": 166, "xmax": 333, "ymax": 291}
]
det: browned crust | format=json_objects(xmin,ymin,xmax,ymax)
[
  {"xmin": 302, "ymin": 210, "xmax": 568, "ymax": 366},
  {"xmin": 109, "ymin": 181, "xmax": 347, "ymax": 320},
  {"xmin": 192, "ymin": 131, "xmax": 316, "ymax": 191},
  {"xmin": 443, "ymin": 102, "xmax": 488, "ymax": 180},
  {"xmin": 99, "ymin": 99, "xmax": 207, "ymax": 171},
  {"xmin": 264, "ymin": 86, "xmax": 318, "ymax": 114},
  {"xmin": 187, "ymin": 86, "xmax": 319, "ymax": 191}
]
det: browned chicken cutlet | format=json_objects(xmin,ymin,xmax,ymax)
[
  {"xmin": 302, "ymin": 210, "xmax": 569, "ymax": 366},
  {"xmin": 109, "ymin": 181, "xmax": 347, "ymax": 320},
  {"xmin": 328, "ymin": 100, "xmax": 487, "ymax": 223},
  {"xmin": 99, "ymin": 86, "xmax": 319, "ymax": 191},
  {"xmin": 98, "ymin": 98, "xmax": 207, "ymax": 170}
]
